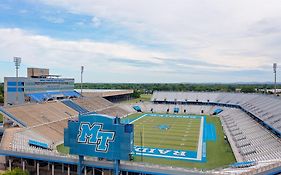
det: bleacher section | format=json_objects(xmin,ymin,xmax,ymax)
[
  {"xmin": 133, "ymin": 102, "xmax": 214, "ymax": 115},
  {"xmin": 0, "ymin": 108, "xmax": 27, "ymax": 127},
  {"xmin": 0, "ymin": 128, "xmax": 21, "ymax": 150},
  {"xmin": 29, "ymin": 119, "xmax": 68, "ymax": 143},
  {"xmin": 72, "ymin": 96, "xmax": 131, "ymax": 117},
  {"xmin": 152, "ymin": 91, "xmax": 281, "ymax": 137},
  {"xmin": 219, "ymin": 107, "xmax": 281, "ymax": 162},
  {"xmin": 61, "ymin": 99, "xmax": 89, "ymax": 114},
  {"xmin": 2, "ymin": 101, "xmax": 78, "ymax": 127},
  {"xmin": 0, "ymin": 96, "xmax": 131, "ymax": 147},
  {"xmin": 96, "ymin": 106, "xmax": 130, "ymax": 117},
  {"xmin": 73, "ymin": 96, "xmax": 113, "ymax": 112}
]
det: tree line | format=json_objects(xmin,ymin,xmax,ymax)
[{"xmin": 75, "ymin": 83, "xmax": 281, "ymax": 95}]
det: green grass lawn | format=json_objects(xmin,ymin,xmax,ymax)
[
  {"xmin": 57, "ymin": 113, "xmax": 235, "ymax": 170},
  {"xmin": 56, "ymin": 144, "xmax": 69, "ymax": 154},
  {"xmin": 122, "ymin": 94, "xmax": 152, "ymax": 104}
]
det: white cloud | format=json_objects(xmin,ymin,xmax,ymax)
[
  {"xmin": 91, "ymin": 16, "xmax": 101, "ymax": 28},
  {"xmin": 42, "ymin": 16, "xmax": 65, "ymax": 24},
  {"xmin": 2, "ymin": 0, "xmax": 281, "ymax": 82},
  {"xmin": 36, "ymin": 0, "xmax": 281, "ymax": 69},
  {"xmin": 0, "ymin": 25, "xmax": 278, "ymax": 82},
  {"xmin": 0, "ymin": 28, "xmax": 165, "ymax": 71}
]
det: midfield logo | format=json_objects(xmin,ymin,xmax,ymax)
[{"xmin": 77, "ymin": 122, "xmax": 115, "ymax": 152}]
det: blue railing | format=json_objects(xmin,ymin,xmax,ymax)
[
  {"xmin": 230, "ymin": 161, "xmax": 256, "ymax": 168},
  {"xmin": 61, "ymin": 100, "xmax": 89, "ymax": 114},
  {"xmin": 0, "ymin": 107, "xmax": 27, "ymax": 127},
  {"xmin": 28, "ymin": 140, "xmax": 50, "ymax": 149}
]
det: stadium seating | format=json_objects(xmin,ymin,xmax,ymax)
[
  {"xmin": 96, "ymin": 106, "xmax": 130, "ymax": 117},
  {"xmin": 133, "ymin": 102, "xmax": 214, "ymax": 115},
  {"xmin": 152, "ymin": 91, "xmax": 281, "ymax": 136},
  {"xmin": 73, "ymin": 96, "xmax": 113, "ymax": 112},
  {"xmin": 0, "ymin": 107, "xmax": 27, "ymax": 127},
  {"xmin": 219, "ymin": 107, "xmax": 281, "ymax": 162},
  {"xmin": 2, "ymin": 101, "xmax": 78, "ymax": 127}
]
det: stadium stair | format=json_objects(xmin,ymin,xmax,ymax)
[{"xmin": 61, "ymin": 99, "xmax": 89, "ymax": 114}]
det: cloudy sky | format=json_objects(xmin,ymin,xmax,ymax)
[{"xmin": 0, "ymin": 0, "xmax": 280, "ymax": 83}]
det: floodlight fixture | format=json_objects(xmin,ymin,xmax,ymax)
[
  {"xmin": 13, "ymin": 57, "xmax": 22, "ymax": 104},
  {"xmin": 81, "ymin": 66, "xmax": 84, "ymax": 96},
  {"xmin": 273, "ymin": 63, "xmax": 277, "ymax": 95}
]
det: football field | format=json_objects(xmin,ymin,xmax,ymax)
[
  {"xmin": 128, "ymin": 113, "xmax": 206, "ymax": 162},
  {"xmin": 122, "ymin": 113, "xmax": 236, "ymax": 169},
  {"xmin": 133, "ymin": 116, "xmax": 200, "ymax": 151}
]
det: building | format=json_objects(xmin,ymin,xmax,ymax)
[{"xmin": 4, "ymin": 68, "xmax": 79, "ymax": 106}]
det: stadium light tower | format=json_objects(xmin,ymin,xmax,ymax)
[
  {"xmin": 81, "ymin": 66, "xmax": 84, "ymax": 96},
  {"xmin": 14, "ymin": 57, "xmax": 21, "ymax": 104},
  {"xmin": 273, "ymin": 63, "xmax": 277, "ymax": 95}
]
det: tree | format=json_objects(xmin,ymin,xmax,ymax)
[
  {"xmin": 0, "ymin": 84, "xmax": 3, "ymax": 96},
  {"xmin": 0, "ymin": 95, "xmax": 3, "ymax": 104},
  {"xmin": 240, "ymin": 86, "xmax": 256, "ymax": 93},
  {"xmin": 2, "ymin": 168, "xmax": 29, "ymax": 175},
  {"xmin": 131, "ymin": 90, "xmax": 141, "ymax": 98}
]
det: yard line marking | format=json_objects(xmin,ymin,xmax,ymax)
[
  {"xmin": 196, "ymin": 116, "xmax": 204, "ymax": 160},
  {"xmin": 129, "ymin": 114, "xmax": 147, "ymax": 124}
]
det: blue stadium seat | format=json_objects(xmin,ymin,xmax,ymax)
[{"xmin": 133, "ymin": 105, "xmax": 142, "ymax": 112}]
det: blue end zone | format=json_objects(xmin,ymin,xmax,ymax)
[{"xmin": 130, "ymin": 114, "xmax": 210, "ymax": 162}]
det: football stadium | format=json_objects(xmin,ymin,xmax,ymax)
[{"xmin": 0, "ymin": 67, "xmax": 280, "ymax": 175}]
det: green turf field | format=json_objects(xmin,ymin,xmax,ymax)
[
  {"xmin": 127, "ymin": 113, "xmax": 236, "ymax": 169},
  {"xmin": 133, "ymin": 116, "xmax": 200, "ymax": 151}
]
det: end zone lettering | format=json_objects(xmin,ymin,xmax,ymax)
[{"xmin": 134, "ymin": 146, "xmax": 200, "ymax": 161}]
